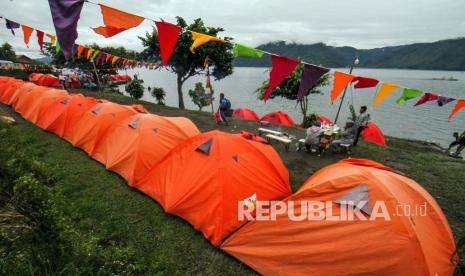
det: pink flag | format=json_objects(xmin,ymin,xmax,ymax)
[
  {"xmin": 414, "ymin": 92, "xmax": 439, "ymax": 106},
  {"xmin": 263, "ymin": 55, "xmax": 300, "ymax": 101}
]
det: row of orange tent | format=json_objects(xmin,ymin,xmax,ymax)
[{"xmin": 0, "ymin": 76, "xmax": 458, "ymax": 275}]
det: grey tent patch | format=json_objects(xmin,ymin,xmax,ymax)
[
  {"xmin": 129, "ymin": 118, "xmax": 140, "ymax": 129},
  {"xmin": 152, "ymin": 128, "xmax": 158, "ymax": 133},
  {"xmin": 60, "ymin": 98, "xmax": 70, "ymax": 104},
  {"xmin": 92, "ymin": 106, "xmax": 103, "ymax": 115},
  {"xmin": 196, "ymin": 138, "xmax": 213, "ymax": 155},
  {"xmin": 232, "ymin": 154, "xmax": 238, "ymax": 162},
  {"xmin": 335, "ymin": 184, "xmax": 372, "ymax": 215}
]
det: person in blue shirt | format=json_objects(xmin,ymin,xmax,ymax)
[{"xmin": 219, "ymin": 93, "xmax": 231, "ymax": 125}]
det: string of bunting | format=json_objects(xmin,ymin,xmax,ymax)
[{"xmin": 3, "ymin": 1, "xmax": 465, "ymax": 121}]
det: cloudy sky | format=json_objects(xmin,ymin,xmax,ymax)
[{"xmin": 1, "ymin": 0, "xmax": 464, "ymax": 58}]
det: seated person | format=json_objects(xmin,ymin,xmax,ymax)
[
  {"xmin": 331, "ymin": 122, "xmax": 356, "ymax": 153},
  {"xmin": 304, "ymin": 122, "xmax": 324, "ymax": 151}
]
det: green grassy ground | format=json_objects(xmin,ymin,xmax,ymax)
[{"xmin": 0, "ymin": 89, "xmax": 464, "ymax": 274}]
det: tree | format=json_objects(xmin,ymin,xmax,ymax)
[
  {"xmin": 0, "ymin": 43, "xmax": 18, "ymax": 62},
  {"xmin": 255, "ymin": 63, "xmax": 330, "ymax": 126},
  {"xmin": 126, "ymin": 76, "xmax": 144, "ymax": 101},
  {"xmin": 151, "ymin": 87, "xmax": 166, "ymax": 105},
  {"xmin": 139, "ymin": 17, "xmax": 233, "ymax": 109},
  {"xmin": 188, "ymin": 82, "xmax": 210, "ymax": 111}
]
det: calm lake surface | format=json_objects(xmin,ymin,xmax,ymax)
[{"xmin": 119, "ymin": 67, "xmax": 465, "ymax": 147}]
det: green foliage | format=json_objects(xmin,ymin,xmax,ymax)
[
  {"xmin": 188, "ymin": 82, "xmax": 209, "ymax": 110},
  {"xmin": 255, "ymin": 63, "xmax": 330, "ymax": 121},
  {"xmin": 348, "ymin": 105, "xmax": 357, "ymax": 122},
  {"xmin": 0, "ymin": 43, "xmax": 17, "ymax": 62},
  {"xmin": 301, "ymin": 113, "xmax": 320, "ymax": 128},
  {"xmin": 125, "ymin": 77, "xmax": 144, "ymax": 100},
  {"xmin": 150, "ymin": 87, "xmax": 166, "ymax": 105},
  {"xmin": 139, "ymin": 17, "xmax": 234, "ymax": 109}
]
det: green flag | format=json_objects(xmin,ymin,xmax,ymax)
[
  {"xmin": 55, "ymin": 41, "xmax": 61, "ymax": 54},
  {"xmin": 92, "ymin": 50, "xmax": 100, "ymax": 59},
  {"xmin": 396, "ymin": 88, "xmax": 423, "ymax": 105},
  {"xmin": 233, "ymin": 44, "xmax": 264, "ymax": 58}
]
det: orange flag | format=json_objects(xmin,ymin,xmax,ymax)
[
  {"xmin": 106, "ymin": 54, "xmax": 113, "ymax": 63},
  {"xmin": 46, "ymin": 33, "xmax": 56, "ymax": 44},
  {"xmin": 21, "ymin": 25, "xmax": 34, "ymax": 47},
  {"xmin": 92, "ymin": 4, "xmax": 144, "ymax": 37},
  {"xmin": 330, "ymin": 71, "xmax": 355, "ymax": 103},
  {"xmin": 448, "ymin": 99, "xmax": 465, "ymax": 122},
  {"xmin": 372, "ymin": 83, "xmax": 401, "ymax": 108},
  {"xmin": 86, "ymin": 48, "xmax": 94, "ymax": 60},
  {"xmin": 77, "ymin": 45, "xmax": 85, "ymax": 58},
  {"xmin": 189, "ymin": 31, "xmax": 225, "ymax": 53},
  {"xmin": 112, "ymin": 56, "xmax": 120, "ymax": 64}
]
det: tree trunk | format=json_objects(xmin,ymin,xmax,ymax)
[{"xmin": 176, "ymin": 75, "xmax": 185, "ymax": 109}]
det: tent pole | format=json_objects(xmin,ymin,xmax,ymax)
[{"xmin": 334, "ymin": 51, "xmax": 359, "ymax": 124}]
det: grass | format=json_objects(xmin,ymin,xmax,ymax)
[{"xmin": 1, "ymin": 87, "xmax": 464, "ymax": 274}]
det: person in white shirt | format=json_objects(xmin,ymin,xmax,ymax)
[
  {"xmin": 305, "ymin": 122, "xmax": 324, "ymax": 151},
  {"xmin": 353, "ymin": 106, "xmax": 370, "ymax": 147}
]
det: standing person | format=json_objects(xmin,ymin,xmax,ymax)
[
  {"xmin": 218, "ymin": 93, "xmax": 231, "ymax": 125},
  {"xmin": 449, "ymin": 131, "xmax": 465, "ymax": 157},
  {"xmin": 353, "ymin": 106, "xmax": 370, "ymax": 147}
]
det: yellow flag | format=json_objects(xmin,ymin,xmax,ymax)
[
  {"xmin": 86, "ymin": 48, "xmax": 95, "ymax": 60},
  {"xmin": 372, "ymin": 83, "xmax": 401, "ymax": 108},
  {"xmin": 46, "ymin": 33, "xmax": 56, "ymax": 44},
  {"xmin": 112, "ymin": 56, "xmax": 120, "ymax": 64},
  {"xmin": 189, "ymin": 31, "xmax": 225, "ymax": 53}
]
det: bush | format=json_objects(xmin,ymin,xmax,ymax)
[
  {"xmin": 188, "ymin": 82, "xmax": 209, "ymax": 111},
  {"xmin": 125, "ymin": 77, "xmax": 144, "ymax": 101},
  {"xmin": 151, "ymin": 87, "xmax": 166, "ymax": 105}
]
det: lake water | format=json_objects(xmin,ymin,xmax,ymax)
[{"xmin": 119, "ymin": 67, "xmax": 465, "ymax": 147}]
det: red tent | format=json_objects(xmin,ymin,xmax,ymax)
[
  {"xmin": 361, "ymin": 122, "xmax": 386, "ymax": 146},
  {"xmin": 261, "ymin": 111, "xmax": 295, "ymax": 127},
  {"xmin": 36, "ymin": 74, "xmax": 61, "ymax": 87},
  {"xmin": 319, "ymin": 115, "xmax": 334, "ymax": 126},
  {"xmin": 232, "ymin": 108, "xmax": 260, "ymax": 121}
]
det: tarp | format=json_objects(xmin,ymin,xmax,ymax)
[
  {"xmin": 36, "ymin": 74, "xmax": 61, "ymax": 87},
  {"xmin": 136, "ymin": 130, "xmax": 291, "ymax": 246},
  {"xmin": 261, "ymin": 111, "xmax": 295, "ymax": 126},
  {"xmin": 64, "ymin": 102, "xmax": 138, "ymax": 154},
  {"xmin": 232, "ymin": 108, "xmax": 260, "ymax": 121},
  {"xmin": 221, "ymin": 158, "xmax": 457, "ymax": 275},
  {"xmin": 92, "ymin": 113, "xmax": 200, "ymax": 186},
  {"xmin": 37, "ymin": 94, "xmax": 100, "ymax": 137},
  {"xmin": 22, "ymin": 89, "xmax": 68, "ymax": 123}
]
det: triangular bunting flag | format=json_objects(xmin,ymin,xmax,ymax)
[
  {"xmin": 448, "ymin": 99, "xmax": 465, "ymax": 122},
  {"xmin": 396, "ymin": 88, "xmax": 423, "ymax": 105},
  {"xmin": 352, "ymin": 76, "xmax": 379, "ymax": 89},
  {"xmin": 112, "ymin": 56, "xmax": 120, "ymax": 64},
  {"xmin": 21, "ymin": 25, "xmax": 34, "ymax": 47},
  {"xmin": 189, "ymin": 31, "xmax": 225, "ymax": 53},
  {"xmin": 263, "ymin": 55, "xmax": 300, "ymax": 101},
  {"xmin": 36, "ymin": 30, "xmax": 44, "ymax": 51},
  {"xmin": 46, "ymin": 33, "xmax": 56, "ymax": 44},
  {"xmin": 55, "ymin": 41, "xmax": 61, "ymax": 54},
  {"xmin": 414, "ymin": 92, "xmax": 439, "ymax": 106},
  {"xmin": 155, "ymin": 21, "xmax": 182, "ymax": 65},
  {"xmin": 86, "ymin": 48, "xmax": 94, "ymax": 60},
  {"xmin": 232, "ymin": 44, "xmax": 264, "ymax": 58},
  {"xmin": 372, "ymin": 83, "xmax": 400, "ymax": 108},
  {"xmin": 438, "ymin": 96, "xmax": 455, "ymax": 107},
  {"xmin": 96, "ymin": 52, "xmax": 104, "ymax": 64},
  {"xmin": 48, "ymin": 0, "xmax": 85, "ymax": 61},
  {"xmin": 297, "ymin": 64, "xmax": 329, "ymax": 101},
  {"xmin": 92, "ymin": 50, "xmax": 100, "ymax": 60},
  {"xmin": 5, "ymin": 19, "xmax": 20, "ymax": 36},
  {"xmin": 77, "ymin": 45, "xmax": 84, "ymax": 58},
  {"xmin": 330, "ymin": 71, "xmax": 355, "ymax": 104},
  {"xmin": 106, "ymin": 54, "xmax": 113, "ymax": 63},
  {"xmin": 93, "ymin": 4, "xmax": 144, "ymax": 37}
]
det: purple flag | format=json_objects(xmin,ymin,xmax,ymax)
[
  {"xmin": 297, "ymin": 64, "xmax": 329, "ymax": 101},
  {"xmin": 48, "ymin": 0, "xmax": 84, "ymax": 61},
  {"xmin": 5, "ymin": 19, "xmax": 20, "ymax": 36},
  {"xmin": 437, "ymin": 96, "xmax": 455, "ymax": 107}
]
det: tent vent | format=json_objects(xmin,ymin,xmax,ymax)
[
  {"xmin": 152, "ymin": 128, "xmax": 158, "ymax": 133},
  {"xmin": 335, "ymin": 184, "xmax": 372, "ymax": 215},
  {"xmin": 60, "ymin": 98, "xmax": 70, "ymax": 104},
  {"xmin": 196, "ymin": 138, "xmax": 213, "ymax": 155},
  {"xmin": 129, "ymin": 118, "xmax": 140, "ymax": 129},
  {"xmin": 92, "ymin": 106, "xmax": 103, "ymax": 115},
  {"xmin": 233, "ymin": 154, "xmax": 238, "ymax": 162}
]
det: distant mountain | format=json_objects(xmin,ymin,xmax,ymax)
[
  {"xmin": 234, "ymin": 38, "xmax": 465, "ymax": 70},
  {"xmin": 34, "ymin": 56, "xmax": 52, "ymax": 65}
]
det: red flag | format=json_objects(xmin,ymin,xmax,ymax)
[
  {"xmin": 21, "ymin": 25, "xmax": 34, "ymax": 47},
  {"xmin": 155, "ymin": 21, "xmax": 182, "ymax": 65},
  {"xmin": 36, "ymin": 30, "xmax": 44, "ymax": 50},
  {"xmin": 106, "ymin": 54, "xmax": 113, "ymax": 63},
  {"xmin": 414, "ymin": 92, "xmax": 439, "ymax": 106},
  {"xmin": 263, "ymin": 55, "xmax": 300, "ymax": 101},
  {"xmin": 330, "ymin": 71, "xmax": 355, "ymax": 104},
  {"xmin": 448, "ymin": 99, "xmax": 465, "ymax": 122},
  {"xmin": 352, "ymin": 76, "xmax": 379, "ymax": 89},
  {"xmin": 92, "ymin": 26, "xmax": 126, "ymax": 38}
]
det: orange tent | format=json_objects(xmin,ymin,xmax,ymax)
[
  {"xmin": 0, "ymin": 77, "xmax": 13, "ymax": 95},
  {"xmin": 137, "ymin": 130, "xmax": 291, "ymax": 246},
  {"xmin": 91, "ymin": 113, "xmax": 200, "ymax": 185},
  {"xmin": 22, "ymin": 89, "xmax": 68, "ymax": 123},
  {"xmin": 36, "ymin": 74, "xmax": 61, "ymax": 87},
  {"xmin": 64, "ymin": 102, "xmax": 140, "ymax": 154},
  {"xmin": 13, "ymin": 85, "xmax": 53, "ymax": 116},
  {"xmin": 0, "ymin": 79, "xmax": 26, "ymax": 105},
  {"xmin": 36, "ymin": 94, "xmax": 100, "ymax": 137},
  {"xmin": 29, "ymin": 73, "xmax": 44, "ymax": 82},
  {"xmin": 221, "ymin": 158, "xmax": 458, "ymax": 275}
]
